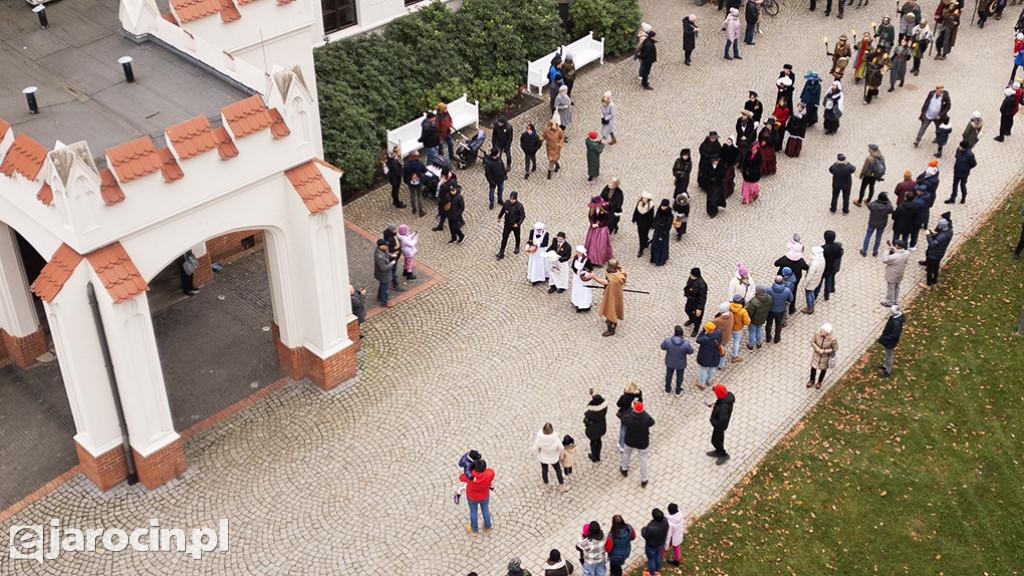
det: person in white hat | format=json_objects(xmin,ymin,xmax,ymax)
[
  {"xmin": 570, "ymin": 245, "xmax": 595, "ymax": 311},
  {"xmin": 807, "ymin": 323, "xmax": 838, "ymax": 389},
  {"xmin": 525, "ymin": 222, "xmax": 550, "ymax": 285}
]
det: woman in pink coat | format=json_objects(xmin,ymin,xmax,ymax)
[
  {"xmin": 397, "ymin": 224, "xmax": 419, "ymax": 279},
  {"xmin": 724, "ymin": 8, "xmax": 741, "ymax": 61}
]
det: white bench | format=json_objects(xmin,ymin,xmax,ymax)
[
  {"xmin": 527, "ymin": 48, "xmax": 563, "ymax": 96},
  {"xmin": 525, "ymin": 32, "xmax": 605, "ymax": 96},
  {"xmin": 386, "ymin": 93, "xmax": 479, "ymax": 158}
]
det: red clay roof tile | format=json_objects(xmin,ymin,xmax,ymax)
[
  {"xmin": 220, "ymin": 4, "xmax": 241, "ymax": 22},
  {"xmin": 1, "ymin": 133, "xmax": 48, "ymax": 180},
  {"xmin": 312, "ymin": 157, "xmax": 342, "ymax": 173},
  {"xmin": 85, "ymin": 243, "xmax": 149, "ymax": 304},
  {"xmin": 162, "ymin": 12, "xmax": 179, "ymax": 25},
  {"xmin": 37, "ymin": 183, "xmax": 52, "ymax": 206},
  {"xmin": 99, "ymin": 169, "xmax": 125, "ymax": 205},
  {"xmin": 166, "ymin": 116, "xmax": 219, "ymax": 160},
  {"xmin": 277, "ymin": 0, "xmax": 296, "ymax": 4},
  {"xmin": 237, "ymin": 0, "xmax": 258, "ymax": 4},
  {"xmin": 212, "ymin": 127, "xmax": 239, "ymax": 160},
  {"xmin": 0, "ymin": 117, "xmax": 10, "ymax": 139},
  {"xmin": 31, "ymin": 244, "xmax": 84, "ymax": 302},
  {"xmin": 285, "ymin": 161, "xmax": 339, "ymax": 214},
  {"xmin": 222, "ymin": 95, "xmax": 290, "ymax": 140},
  {"xmin": 106, "ymin": 137, "xmax": 162, "ymax": 182},
  {"xmin": 156, "ymin": 148, "xmax": 184, "ymax": 182},
  {"xmin": 170, "ymin": 0, "xmax": 222, "ymax": 23}
]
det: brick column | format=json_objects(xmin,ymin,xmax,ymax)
[
  {"xmin": 191, "ymin": 253, "xmax": 214, "ymax": 288},
  {"xmin": 271, "ymin": 320, "xmax": 357, "ymax": 390},
  {"xmin": 0, "ymin": 222, "xmax": 45, "ymax": 367},
  {"xmin": 75, "ymin": 441, "xmax": 128, "ymax": 491},
  {"xmin": 1, "ymin": 328, "xmax": 48, "ymax": 367},
  {"xmin": 133, "ymin": 438, "xmax": 187, "ymax": 489}
]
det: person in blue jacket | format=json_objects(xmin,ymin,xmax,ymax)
[
  {"xmin": 765, "ymin": 275, "xmax": 793, "ymax": 344},
  {"xmin": 661, "ymin": 325, "xmax": 694, "ymax": 395}
]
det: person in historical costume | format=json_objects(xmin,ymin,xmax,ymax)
[
  {"xmin": 827, "ymin": 35, "xmax": 852, "ymax": 79},
  {"xmin": 649, "ymin": 199, "xmax": 674, "ymax": 266},
  {"xmin": 585, "ymin": 131, "xmax": 606, "ymax": 183},
  {"xmin": 874, "ymin": 16, "xmax": 896, "ymax": 52},
  {"xmin": 672, "ymin": 191, "xmax": 691, "ymax": 240},
  {"xmin": 933, "ymin": 0, "xmax": 960, "ymax": 60},
  {"xmin": 777, "ymin": 64, "xmax": 796, "ymax": 106},
  {"xmin": 735, "ymin": 109, "xmax": 757, "ymax": 143},
  {"xmin": 898, "ymin": 0, "xmax": 922, "ymax": 41},
  {"xmin": 785, "ymin": 102, "xmax": 807, "ymax": 157},
  {"xmin": 697, "ymin": 131, "xmax": 723, "ymax": 193},
  {"xmin": 720, "ymin": 135, "xmax": 739, "ymax": 201},
  {"xmin": 909, "ymin": 22, "xmax": 932, "ymax": 75},
  {"xmin": 672, "ymin": 149, "xmax": 693, "ymax": 197},
  {"xmin": 525, "ymin": 222, "xmax": 550, "ymax": 285},
  {"xmin": 632, "ymin": 192, "xmax": 655, "ymax": 257},
  {"xmin": 758, "ymin": 119, "xmax": 778, "ymax": 175},
  {"xmin": 800, "ymin": 71, "xmax": 822, "ymax": 127},
  {"xmin": 705, "ymin": 156, "xmax": 725, "ymax": 218},
  {"xmin": 584, "ymin": 196, "xmax": 614, "ymax": 265},
  {"xmin": 570, "ymin": 246, "xmax": 595, "ymax": 312},
  {"xmin": 863, "ymin": 45, "xmax": 889, "ymax": 104},
  {"xmin": 546, "ymin": 232, "xmax": 573, "ymax": 293},
  {"xmin": 601, "ymin": 178, "xmax": 626, "ymax": 234},
  {"xmin": 822, "ymin": 80, "xmax": 845, "ymax": 134},
  {"xmin": 740, "ymin": 141, "xmax": 763, "ymax": 204},
  {"xmin": 772, "ymin": 97, "xmax": 791, "ymax": 151},
  {"xmin": 853, "ymin": 32, "xmax": 874, "ymax": 84},
  {"xmin": 889, "ymin": 37, "xmax": 911, "ymax": 92},
  {"xmin": 593, "ymin": 259, "xmax": 627, "ymax": 337},
  {"xmin": 744, "ymin": 91, "xmax": 764, "ymax": 123}
]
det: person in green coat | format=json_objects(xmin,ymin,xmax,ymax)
[
  {"xmin": 743, "ymin": 285, "xmax": 773, "ymax": 350},
  {"xmin": 585, "ymin": 131, "xmax": 606, "ymax": 183}
]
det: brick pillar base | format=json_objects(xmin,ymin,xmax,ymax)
[
  {"xmin": 2, "ymin": 328, "xmax": 48, "ymax": 368},
  {"xmin": 0, "ymin": 337, "xmax": 10, "ymax": 368},
  {"xmin": 75, "ymin": 440, "xmax": 128, "ymax": 491},
  {"xmin": 272, "ymin": 321, "xmax": 358, "ymax": 390},
  {"xmin": 192, "ymin": 253, "xmax": 214, "ymax": 288},
  {"xmin": 133, "ymin": 438, "xmax": 186, "ymax": 489}
]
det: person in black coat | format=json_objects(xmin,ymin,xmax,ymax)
[
  {"xmin": 614, "ymin": 382, "xmax": 643, "ymax": 451},
  {"xmin": 707, "ymin": 384, "xmax": 735, "ymax": 464},
  {"xmin": 434, "ymin": 170, "xmax": 458, "ymax": 232},
  {"xmin": 620, "ymin": 401, "xmax": 655, "ymax": 486},
  {"xmin": 520, "ymin": 123, "xmax": 542, "ymax": 179},
  {"xmin": 492, "ymin": 115, "xmax": 514, "ymax": 169},
  {"xmin": 583, "ymin": 393, "xmax": 608, "ymax": 462},
  {"xmin": 704, "ymin": 156, "xmax": 725, "ymax": 218},
  {"xmin": 735, "ymin": 110, "xmax": 757, "ymax": 143},
  {"xmin": 496, "ymin": 191, "xmax": 525, "ymax": 259},
  {"xmin": 682, "ymin": 15, "xmax": 699, "ymax": 65},
  {"xmin": 683, "ymin": 268, "xmax": 708, "ymax": 336},
  {"xmin": 891, "ymin": 190, "xmax": 919, "ymax": 247},
  {"xmin": 820, "ymin": 230, "xmax": 843, "ymax": 300},
  {"xmin": 828, "ymin": 153, "xmax": 856, "ymax": 214},
  {"xmin": 877, "ymin": 305, "xmax": 905, "ymax": 377},
  {"xmin": 601, "ymin": 179, "xmax": 625, "ymax": 234},
  {"xmin": 638, "ymin": 31, "xmax": 658, "ymax": 89},
  {"xmin": 744, "ymin": 91, "xmax": 764, "ymax": 123},
  {"xmin": 632, "ymin": 193, "xmax": 655, "ymax": 257},
  {"xmin": 483, "ymin": 149, "xmax": 508, "ymax": 210},
  {"xmin": 446, "ymin": 183, "xmax": 466, "ymax": 244},
  {"xmin": 697, "ymin": 132, "xmax": 723, "ymax": 193},
  {"xmin": 945, "ymin": 141, "xmax": 977, "ymax": 204},
  {"xmin": 672, "ymin": 149, "xmax": 693, "ymax": 197},
  {"xmin": 386, "ymin": 147, "xmax": 406, "ymax": 208},
  {"xmin": 649, "ymin": 199, "xmax": 674, "ymax": 266},
  {"xmin": 641, "ymin": 509, "xmax": 669, "ymax": 574},
  {"xmin": 995, "ymin": 87, "xmax": 1017, "ymax": 142},
  {"xmin": 418, "ymin": 112, "xmax": 440, "ymax": 163}
]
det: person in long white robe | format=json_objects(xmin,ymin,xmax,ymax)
[
  {"xmin": 570, "ymin": 245, "xmax": 595, "ymax": 311},
  {"xmin": 526, "ymin": 222, "xmax": 549, "ymax": 284}
]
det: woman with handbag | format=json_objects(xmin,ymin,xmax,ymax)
[
  {"xmin": 807, "ymin": 323, "xmax": 839, "ymax": 389},
  {"xmin": 600, "ymin": 91, "xmax": 616, "ymax": 144}
]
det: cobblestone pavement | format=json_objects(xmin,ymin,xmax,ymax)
[{"xmin": 4, "ymin": 2, "xmax": 1023, "ymax": 574}]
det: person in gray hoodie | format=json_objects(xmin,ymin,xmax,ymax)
[
  {"xmin": 661, "ymin": 325, "xmax": 695, "ymax": 395},
  {"xmin": 861, "ymin": 192, "xmax": 895, "ymax": 256},
  {"xmin": 766, "ymin": 275, "xmax": 793, "ymax": 344}
]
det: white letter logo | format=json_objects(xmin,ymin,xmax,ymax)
[{"xmin": 9, "ymin": 526, "xmax": 44, "ymax": 563}]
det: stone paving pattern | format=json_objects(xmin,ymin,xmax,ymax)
[{"xmin": 4, "ymin": 1, "xmax": 1024, "ymax": 574}]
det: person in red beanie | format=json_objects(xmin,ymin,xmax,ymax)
[
  {"xmin": 707, "ymin": 384, "xmax": 735, "ymax": 465},
  {"xmin": 586, "ymin": 131, "xmax": 607, "ymax": 183},
  {"xmin": 620, "ymin": 401, "xmax": 656, "ymax": 487}
]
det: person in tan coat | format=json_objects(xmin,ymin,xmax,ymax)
[
  {"xmin": 594, "ymin": 259, "xmax": 627, "ymax": 336},
  {"xmin": 807, "ymin": 323, "xmax": 839, "ymax": 389},
  {"xmin": 711, "ymin": 302, "xmax": 733, "ymax": 371},
  {"xmin": 540, "ymin": 120, "xmax": 565, "ymax": 180}
]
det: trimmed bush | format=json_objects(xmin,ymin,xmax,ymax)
[
  {"xmin": 314, "ymin": 0, "xmax": 566, "ymax": 193},
  {"xmin": 568, "ymin": 0, "xmax": 641, "ymax": 56}
]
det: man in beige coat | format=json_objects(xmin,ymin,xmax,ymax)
[{"xmin": 881, "ymin": 238, "xmax": 909, "ymax": 306}]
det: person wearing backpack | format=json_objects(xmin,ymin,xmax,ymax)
[
  {"xmin": 853, "ymin": 144, "xmax": 885, "ymax": 207},
  {"xmin": 605, "ymin": 515, "xmax": 635, "ymax": 576},
  {"xmin": 402, "ymin": 152, "xmax": 427, "ymax": 217}
]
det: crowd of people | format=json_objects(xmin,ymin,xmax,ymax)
[{"xmin": 350, "ymin": 2, "xmax": 1024, "ymax": 575}]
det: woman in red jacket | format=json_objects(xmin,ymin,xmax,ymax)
[
  {"xmin": 459, "ymin": 459, "xmax": 494, "ymax": 534},
  {"xmin": 437, "ymin": 102, "xmax": 455, "ymax": 158}
]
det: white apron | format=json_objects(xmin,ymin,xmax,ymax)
[
  {"xmin": 570, "ymin": 257, "xmax": 593, "ymax": 309},
  {"xmin": 527, "ymin": 231, "xmax": 549, "ymax": 283},
  {"xmin": 547, "ymin": 252, "xmax": 570, "ymax": 290}
]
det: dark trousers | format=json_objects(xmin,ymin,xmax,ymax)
[
  {"xmin": 609, "ymin": 213, "xmax": 621, "ymax": 234},
  {"xmin": 524, "ymin": 152, "xmax": 536, "ymax": 174},
  {"xmin": 179, "ymin": 266, "xmax": 195, "ymax": 294},
  {"xmin": 744, "ymin": 22, "xmax": 756, "ymax": 44},
  {"xmin": 497, "ymin": 146, "xmax": 511, "ymax": 168},
  {"xmin": 711, "ymin": 427, "xmax": 727, "ymax": 456},
  {"xmin": 499, "ymin": 225, "xmax": 520, "ymax": 255},
  {"xmin": 640, "ymin": 61, "xmax": 653, "ymax": 87},
  {"xmin": 830, "ymin": 185, "xmax": 851, "ymax": 213},
  {"xmin": 1015, "ymin": 222, "xmax": 1024, "ymax": 256},
  {"xmin": 685, "ymin": 306, "xmax": 702, "ymax": 335},
  {"xmin": 684, "ymin": 48, "xmax": 693, "ymax": 63},
  {"xmin": 665, "ymin": 366, "xmax": 686, "ymax": 393},
  {"xmin": 588, "ymin": 436, "xmax": 602, "ymax": 461},
  {"xmin": 390, "ymin": 180, "xmax": 402, "ymax": 206},
  {"xmin": 949, "ymin": 174, "xmax": 968, "ymax": 202},
  {"xmin": 824, "ymin": 0, "xmax": 845, "ymax": 15},
  {"xmin": 857, "ymin": 177, "xmax": 877, "ymax": 203},
  {"xmin": 540, "ymin": 462, "xmax": 564, "ymax": 484},
  {"xmin": 449, "ymin": 218, "xmax": 464, "ymax": 243},
  {"xmin": 809, "ymin": 367, "xmax": 828, "ymax": 383},
  {"xmin": 765, "ymin": 311, "xmax": 784, "ymax": 342},
  {"xmin": 637, "ymin": 225, "xmax": 652, "ymax": 253},
  {"xmin": 925, "ymin": 257, "xmax": 941, "ymax": 285},
  {"xmin": 1000, "ymin": 113, "xmax": 1014, "ymax": 137}
]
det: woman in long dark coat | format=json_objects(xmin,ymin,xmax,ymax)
[
  {"xmin": 632, "ymin": 192, "xmax": 655, "ymax": 257},
  {"xmin": 800, "ymin": 71, "xmax": 822, "ymax": 126},
  {"xmin": 719, "ymin": 136, "xmax": 739, "ymax": 201},
  {"xmin": 697, "ymin": 132, "xmax": 723, "ymax": 193},
  {"xmin": 758, "ymin": 120, "xmax": 778, "ymax": 175},
  {"xmin": 601, "ymin": 178, "xmax": 625, "ymax": 234},
  {"xmin": 672, "ymin": 149, "xmax": 693, "ymax": 197},
  {"xmin": 705, "ymin": 156, "xmax": 725, "ymax": 218},
  {"xmin": 649, "ymin": 199, "xmax": 674, "ymax": 266},
  {"xmin": 822, "ymin": 80, "xmax": 844, "ymax": 134},
  {"xmin": 785, "ymin": 103, "xmax": 807, "ymax": 157}
]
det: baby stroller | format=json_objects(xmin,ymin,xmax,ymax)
[
  {"xmin": 421, "ymin": 154, "xmax": 452, "ymax": 199},
  {"xmin": 455, "ymin": 129, "xmax": 486, "ymax": 169}
]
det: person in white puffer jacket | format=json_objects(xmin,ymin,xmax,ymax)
[
  {"xmin": 663, "ymin": 503, "xmax": 686, "ymax": 567},
  {"xmin": 802, "ymin": 246, "xmax": 826, "ymax": 314},
  {"xmin": 533, "ymin": 423, "xmax": 568, "ymax": 493}
]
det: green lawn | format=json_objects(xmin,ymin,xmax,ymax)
[{"xmin": 639, "ymin": 186, "xmax": 1024, "ymax": 575}]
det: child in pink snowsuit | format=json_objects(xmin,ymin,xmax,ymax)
[{"xmin": 397, "ymin": 224, "xmax": 419, "ymax": 278}]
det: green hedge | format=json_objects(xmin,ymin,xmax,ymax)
[
  {"xmin": 315, "ymin": 0, "xmax": 566, "ymax": 192},
  {"xmin": 568, "ymin": 0, "xmax": 641, "ymax": 56}
]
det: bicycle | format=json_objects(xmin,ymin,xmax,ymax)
[{"xmin": 763, "ymin": 0, "xmax": 781, "ymax": 17}]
